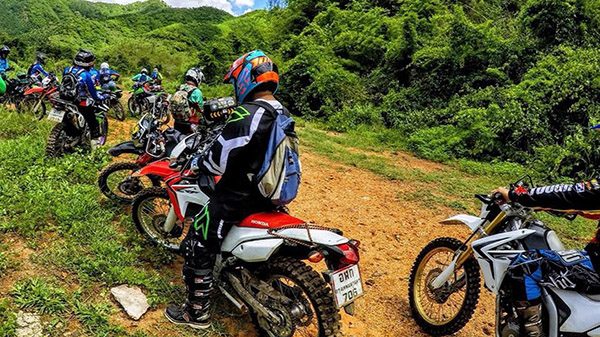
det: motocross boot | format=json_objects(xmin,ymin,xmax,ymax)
[
  {"xmin": 165, "ymin": 267, "xmax": 214, "ymax": 329},
  {"xmin": 516, "ymin": 301, "xmax": 545, "ymax": 337}
]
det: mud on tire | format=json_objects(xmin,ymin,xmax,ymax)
[
  {"xmin": 254, "ymin": 257, "xmax": 342, "ymax": 337},
  {"xmin": 408, "ymin": 237, "xmax": 481, "ymax": 336}
]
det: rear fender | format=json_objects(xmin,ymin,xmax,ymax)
[
  {"xmin": 440, "ymin": 214, "xmax": 484, "ymax": 232},
  {"xmin": 108, "ymin": 141, "xmax": 144, "ymax": 157}
]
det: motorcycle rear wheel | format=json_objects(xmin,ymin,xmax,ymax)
[
  {"xmin": 46, "ymin": 123, "xmax": 91, "ymax": 158},
  {"xmin": 113, "ymin": 101, "xmax": 126, "ymax": 121},
  {"xmin": 131, "ymin": 187, "xmax": 187, "ymax": 253},
  {"xmin": 408, "ymin": 237, "xmax": 481, "ymax": 336},
  {"xmin": 253, "ymin": 257, "xmax": 342, "ymax": 337}
]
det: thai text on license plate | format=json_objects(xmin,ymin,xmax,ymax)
[
  {"xmin": 47, "ymin": 109, "xmax": 65, "ymax": 123},
  {"xmin": 330, "ymin": 264, "xmax": 364, "ymax": 308}
]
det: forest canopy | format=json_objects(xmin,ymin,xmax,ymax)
[{"xmin": 1, "ymin": 0, "xmax": 599, "ymax": 180}]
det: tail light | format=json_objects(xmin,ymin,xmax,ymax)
[
  {"xmin": 337, "ymin": 242, "xmax": 360, "ymax": 266},
  {"xmin": 308, "ymin": 251, "xmax": 324, "ymax": 263}
]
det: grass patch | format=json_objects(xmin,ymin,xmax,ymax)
[
  {"xmin": 0, "ymin": 299, "xmax": 17, "ymax": 337},
  {"xmin": 12, "ymin": 277, "xmax": 69, "ymax": 314}
]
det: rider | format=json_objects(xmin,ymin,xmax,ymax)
[
  {"xmin": 28, "ymin": 52, "xmax": 49, "ymax": 84},
  {"xmin": 165, "ymin": 50, "xmax": 284, "ymax": 329},
  {"xmin": 98, "ymin": 62, "xmax": 120, "ymax": 92},
  {"xmin": 151, "ymin": 66, "xmax": 163, "ymax": 85},
  {"xmin": 0, "ymin": 45, "xmax": 11, "ymax": 75},
  {"xmin": 170, "ymin": 67, "xmax": 204, "ymax": 134},
  {"xmin": 63, "ymin": 50, "xmax": 107, "ymax": 141},
  {"xmin": 495, "ymin": 164, "xmax": 600, "ymax": 336},
  {"xmin": 132, "ymin": 68, "xmax": 152, "ymax": 85}
]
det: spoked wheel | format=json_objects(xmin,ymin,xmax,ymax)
[
  {"xmin": 128, "ymin": 96, "xmax": 138, "ymax": 116},
  {"xmin": 253, "ymin": 257, "xmax": 341, "ymax": 337},
  {"xmin": 98, "ymin": 162, "xmax": 159, "ymax": 203},
  {"xmin": 46, "ymin": 123, "xmax": 91, "ymax": 158},
  {"xmin": 408, "ymin": 237, "xmax": 480, "ymax": 336},
  {"xmin": 132, "ymin": 187, "xmax": 187, "ymax": 253},
  {"xmin": 32, "ymin": 98, "xmax": 47, "ymax": 121}
]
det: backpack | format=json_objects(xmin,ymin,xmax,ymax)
[
  {"xmin": 249, "ymin": 101, "xmax": 302, "ymax": 206},
  {"xmin": 170, "ymin": 86, "xmax": 196, "ymax": 121},
  {"xmin": 60, "ymin": 67, "xmax": 84, "ymax": 101}
]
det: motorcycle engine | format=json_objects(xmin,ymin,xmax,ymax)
[{"xmin": 500, "ymin": 320, "xmax": 520, "ymax": 337}]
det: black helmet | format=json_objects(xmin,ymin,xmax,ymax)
[
  {"xmin": 74, "ymin": 49, "xmax": 96, "ymax": 68},
  {"xmin": 0, "ymin": 45, "xmax": 9, "ymax": 56},
  {"xmin": 36, "ymin": 52, "xmax": 47, "ymax": 65},
  {"xmin": 184, "ymin": 67, "xmax": 205, "ymax": 86}
]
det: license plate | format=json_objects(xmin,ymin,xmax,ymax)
[
  {"xmin": 47, "ymin": 109, "xmax": 65, "ymax": 123},
  {"xmin": 329, "ymin": 264, "xmax": 364, "ymax": 308}
]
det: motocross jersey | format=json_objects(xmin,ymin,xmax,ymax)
[
  {"xmin": 132, "ymin": 73, "xmax": 152, "ymax": 84},
  {"xmin": 63, "ymin": 66, "xmax": 105, "ymax": 105},
  {"xmin": 28, "ymin": 62, "xmax": 48, "ymax": 81},
  {"xmin": 0, "ymin": 74, "xmax": 5, "ymax": 95},
  {"xmin": 510, "ymin": 180, "xmax": 600, "ymax": 219},
  {"xmin": 0, "ymin": 58, "xmax": 9, "ymax": 73},
  {"xmin": 197, "ymin": 99, "xmax": 286, "ymax": 218}
]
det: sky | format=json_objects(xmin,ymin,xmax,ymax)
[{"xmin": 86, "ymin": 0, "xmax": 269, "ymax": 16}]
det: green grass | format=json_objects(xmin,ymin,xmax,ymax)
[
  {"xmin": 0, "ymin": 299, "xmax": 17, "ymax": 337},
  {"xmin": 299, "ymin": 120, "xmax": 596, "ymax": 249}
]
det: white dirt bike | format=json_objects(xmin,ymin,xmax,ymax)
[
  {"xmin": 409, "ymin": 187, "xmax": 600, "ymax": 337},
  {"xmin": 131, "ymin": 143, "xmax": 364, "ymax": 336}
]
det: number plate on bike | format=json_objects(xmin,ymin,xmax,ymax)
[
  {"xmin": 47, "ymin": 109, "xmax": 65, "ymax": 122},
  {"xmin": 329, "ymin": 264, "xmax": 364, "ymax": 308}
]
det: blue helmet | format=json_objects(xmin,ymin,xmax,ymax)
[{"xmin": 224, "ymin": 50, "xmax": 279, "ymax": 103}]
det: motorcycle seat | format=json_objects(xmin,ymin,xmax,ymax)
[
  {"xmin": 238, "ymin": 212, "xmax": 305, "ymax": 230},
  {"xmin": 588, "ymin": 294, "xmax": 600, "ymax": 301}
]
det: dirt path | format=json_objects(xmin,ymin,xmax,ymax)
[{"xmin": 103, "ymin": 120, "xmax": 496, "ymax": 336}]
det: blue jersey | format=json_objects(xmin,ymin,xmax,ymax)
[
  {"xmin": 132, "ymin": 73, "xmax": 152, "ymax": 83},
  {"xmin": 99, "ymin": 68, "xmax": 120, "ymax": 85},
  {"xmin": 0, "ymin": 58, "xmax": 9, "ymax": 73},
  {"xmin": 63, "ymin": 66, "xmax": 105, "ymax": 102},
  {"xmin": 29, "ymin": 62, "xmax": 48, "ymax": 79},
  {"xmin": 89, "ymin": 68, "xmax": 99, "ymax": 85}
]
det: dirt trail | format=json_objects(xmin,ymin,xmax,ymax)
[{"xmin": 103, "ymin": 120, "xmax": 496, "ymax": 336}]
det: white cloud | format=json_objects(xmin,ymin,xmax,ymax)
[
  {"xmin": 234, "ymin": 0, "xmax": 255, "ymax": 7},
  {"xmin": 87, "ymin": 0, "xmax": 234, "ymax": 14}
]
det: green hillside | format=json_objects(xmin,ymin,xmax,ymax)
[{"xmin": 2, "ymin": 0, "xmax": 600, "ymax": 179}]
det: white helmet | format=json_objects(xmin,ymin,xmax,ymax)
[
  {"xmin": 100, "ymin": 62, "xmax": 109, "ymax": 70},
  {"xmin": 185, "ymin": 67, "xmax": 205, "ymax": 86}
]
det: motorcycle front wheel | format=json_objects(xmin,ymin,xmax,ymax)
[
  {"xmin": 112, "ymin": 101, "xmax": 126, "ymax": 121},
  {"xmin": 408, "ymin": 237, "xmax": 481, "ymax": 336},
  {"xmin": 253, "ymin": 257, "xmax": 342, "ymax": 337},
  {"xmin": 131, "ymin": 187, "xmax": 187, "ymax": 253},
  {"xmin": 98, "ymin": 162, "xmax": 160, "ymax": 203}
]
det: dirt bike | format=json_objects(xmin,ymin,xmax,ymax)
[
  {"xmin": 131, "ymin": 149, "xmax": 363, "ymax": 337},
  {"xmin": 102, "ymin": 89, "xmax": 125, "ymax": 121},
  {"xmin": 128, "ymin": 81, "xmax": 163, "ymax": 117},
  {"xmin": 45, "ymin": 99, "xmax": 109, "ymax": 158},
  {"xmin": 0, "ymin": 72, "xmax": 31, "ymax": 113},
  {"xmin": 408, "ymin": 181, "xmax": 577, "ymax": 336},
  {"xmin": 23, "ymin": 73, "xmax": 59, "ymax": 120},
  {"xmin": 98, "ymin": 107, "xmax": 183, "ymax": 203}
]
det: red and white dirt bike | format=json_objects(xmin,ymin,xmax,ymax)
[
  {"xmin": 23, "ymin": 73, "xmax": 59, "ymax": 121},
  {"xmin": 131, "ymin": 146, "xmax": 364, "ymax": 336}
]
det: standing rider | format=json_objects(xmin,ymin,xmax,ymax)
[
  {"xmin": 495, "ymin": 158, "xmax": 600, "ymax": 337},
  {"xmin": 28, "ymin": 52, "xmax": 49, "ymax": 84},
  {"xmin": 164, "ymin": 50, "xmax": 285, "ymax": 329},
  {"xmin": 132, "ymin": 68, "xmax": 152, "ymax": 85},
  {"xmin": 170, "ymin": 67, "xmax": 204, "ymax": 134},
  {"xmin": 63, "ymin": 50, "xmax": 107, "ymax": 142},
  {"xmin": 0, "ymin": 45, "xmax": 11, "ymax": 76},
  {"xmin": 151, "ymin": 67, "xmax": 163, "ymax": 85},
  {"xmin": 99, "ymin": 62, "xmax": 120, "ymax": 92}
]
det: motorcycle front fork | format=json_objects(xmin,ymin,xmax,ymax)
[{"xmin": 163, "ymin": 206, "xmax": 177, "ymax": 233}]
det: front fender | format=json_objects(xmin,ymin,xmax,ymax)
[
  {"xmin": 24, "ymin": 87, "xmax": 44, "ymax": 96},
  {"xmin": 440, "ymin": 214, "xmax": 484, "ymax": 232},
  {"xmin": 132, "ymin": 160, "xmax": 176, "ymax": 180},
  {"xmin": 108, "ymin": 141, "xmax": 144, "ymax": 157}
]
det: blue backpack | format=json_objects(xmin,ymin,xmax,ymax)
[{"xmin": 250, "ymin": 101, "xmax": 302, "ymax": 206}]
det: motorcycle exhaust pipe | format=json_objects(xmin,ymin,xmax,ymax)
[
  {"xmin": 219, "ymin": 285, "xmax": 248, "ymax": 313},
  {"xmin": 163, "ymin": 206, "xmax": 177, "ymax": 233}
]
